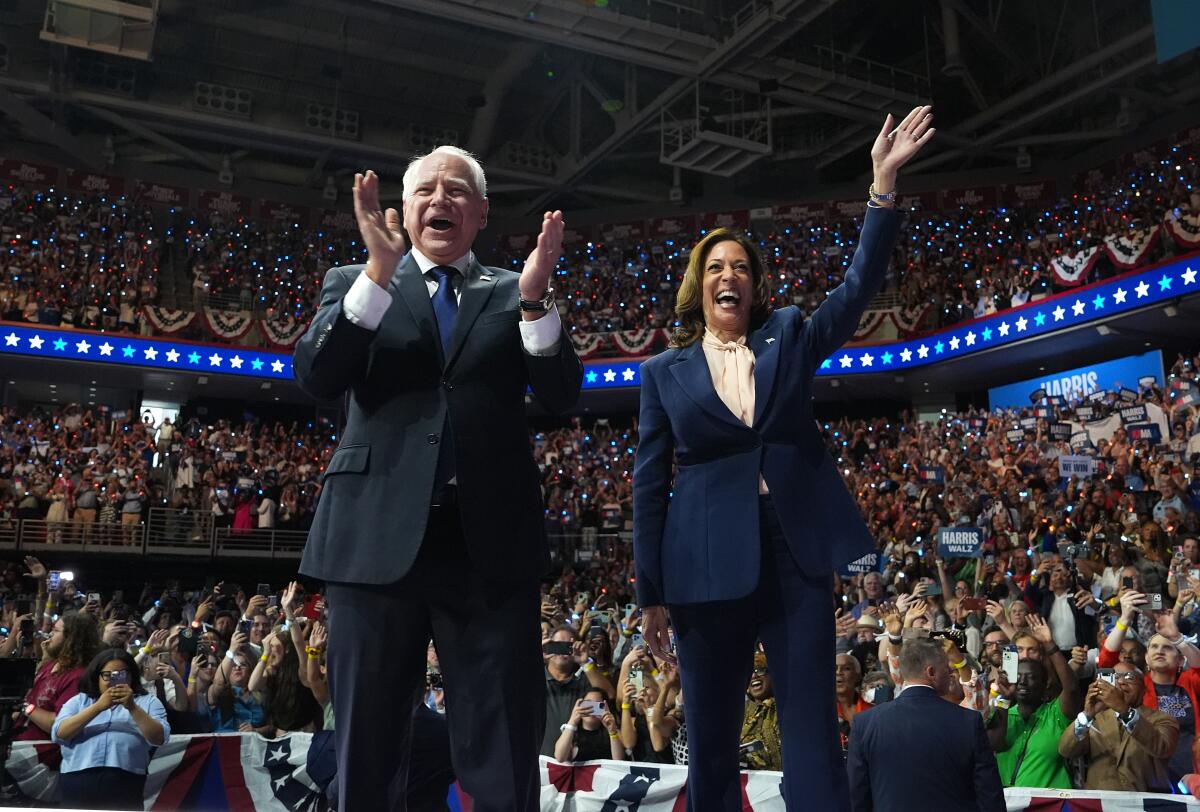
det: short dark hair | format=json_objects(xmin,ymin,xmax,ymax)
[
  {"xmin": 898, "ymin": 638, "xmax": 946, "ymax": 681},
  {"xmin": 78, "ymin": 648, "xmax": 147, "ymax": 699}
]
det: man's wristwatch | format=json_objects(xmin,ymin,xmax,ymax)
[{"xmin": 519, "ymin": 288, "xmax": 555, "ymax": 312}]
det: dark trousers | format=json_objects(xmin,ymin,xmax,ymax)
[
  {"xmin": 58, "ymin": 766, "xmax": 145, "ymax": 810},
  {"xmin": 326, "ymin": 503, "xmax": 545, "ymax": 812},
  {"xmin": 669, "ymin": 495, "xmax": 846, "ymax": 812}
]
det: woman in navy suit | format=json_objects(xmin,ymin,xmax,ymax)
[{"xmin": 633, "ymin": 106, "xmax": 935, "ymax": 811}]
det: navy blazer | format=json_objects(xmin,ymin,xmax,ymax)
[
  {"xmin": 632, "ymin": 206, "xmax": 899, "ymax": 607},
  {"xmin": 293, "ymin": 254, "xmax": 582, "ymax": 585},
  {"xmin": 847, "ymin": 686, "xmax": 1005, "ymax": 812}
]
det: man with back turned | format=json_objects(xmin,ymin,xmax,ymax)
[
  {"xmin": 847, "ymin": 638, "xmax": 1005, "ymax": 812},
  {"xmin": 293, "ymin": 146, "xmax": 582, "ymax": 811}
]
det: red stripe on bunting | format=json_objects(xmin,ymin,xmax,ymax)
[
  {"xmin": 216, "ymin": 736, "xmax": 256, "ymax": 812},
  {"xmin": 150, "ymin": 736, "xmax": 215, "ymax": 811}
]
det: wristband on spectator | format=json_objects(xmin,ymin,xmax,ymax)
[
  {"xmin": 949, "ymin": 660, "xmax": 966, "ymax": 670},
  {"xmin": 305, "ymin": 646, "xmax": 322, "ymax": 659},
  {"xmin": 993, "ymin": 697, "xmax": 1011, "ymax": 710},
  {"xmin": 887, "ymin": 632, "xmax": 902, "ymax": 644},
  {"xmin": 582, "ymin": 661, "xmax": 595, "ymax": 673},
  {"xmin": 141, "ymin": 646, "xmax": 153, "ymax": 656},
  {"xmin": 608, "ymin": 732, "xmax": 619, "ymax": 740},
  {"xmin": 225, "ymin": 650, "xmax": 236, "ymax": 662},
  {"xmin": 989, "ymin": 685, "xmax": 999, "ymax": 697},
  {"xmin": 560, "ymin": 723, "xmax": 577, "ymax": 733},
  {"xmin": 621, "ymin": 703, "xmax": 632, "ymax": 710},
  {"xmin": 259, "ymin": 654, "xmax": 268, "ymax": 663},
  {"xmin": 1115, "ymin": 619, "xmax": 1129, "ymax": 632}
]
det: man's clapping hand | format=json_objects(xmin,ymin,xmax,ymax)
[{"xmin": 353, "ymin": 170, "xmax": 408, "ymax": 288}]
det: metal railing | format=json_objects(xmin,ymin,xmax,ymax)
[
  {"xmin": 0, "ymin": 509, "xmax": 309, "ymax": 561},
  {"xmin": 213, "ymin": 527, "xmax": 308, "ymax": 559}
]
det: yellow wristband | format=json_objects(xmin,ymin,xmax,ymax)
[
  {"xmin": 141, "ymin": 646, "xmax": 152, "ymax": 656},
  {"xmin": 259, "ymin": 654, "xmax": 268, "ymax": 663},
  {"xmin": 621, "ymin": 703, "xmax": 632, "ymax": 710},
  {"xmin": 1115, "ymin": 620, "xmax": 1129, "ymax": 631},
  {"xmin": 608, "ymin": 732, "xmax": 619, "ymax": 739},
  {"xmin": 582, "ymin": 662, "xmax": 595, "ymax": 672},
  {"xmin": 950, "ymin": 660, "xmax": 966, "ymax": 670}
]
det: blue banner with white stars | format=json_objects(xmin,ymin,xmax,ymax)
[
  {"xmin": 0, "ymin": 324, "xmax": 293, "ymax": 379},
  {"xmin": 0, "ymin": 253, "xmax": 1194, "ymax": 389},
  {"xmin": 814, "ymin": 253, "xmax": 1198, "ymax": 377}
]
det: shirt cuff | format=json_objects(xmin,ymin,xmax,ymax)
[
  {"xmin": 1120, "ymin": 708, "xmax": 1140, "ymax": 731},
  {"xmin": 519, "ymin": 306, "xmax": 562, "ymax": 357},
  {"xmin": 342, "ymin": 272, "xmax": 392, "ymax": 331}
]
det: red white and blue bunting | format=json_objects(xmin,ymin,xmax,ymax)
[
  {"xmin": 1165, "ymin": 211, "xmax": 1200, "ymax": 249},
  {"xmin": 261, "ymin": 312, "xmax": 309, "ymax": 348},
  {"xmin": 570, "ymin": 331, "xmax": 607, "ymax": 360},
  {"xmin": 1050, "ymin": 245, "xmax": 1101, "ymax": 286},
  {"xmin": 1104, "ymin": 225, "xmax": 1160, "ymax": 269},
  {"xmin": 142, "ymin": 306, "xmax": 196, "ymax": 334},
  {"xmin": 612, "ymin": 327, "xmax": 667, "ymax": 356},
  {"xmin": 201, "ymin": 307, "xmax": 254, "ymax": 341}
]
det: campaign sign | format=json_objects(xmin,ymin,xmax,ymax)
[
  {"xmin": 1059, "ymin": 455, "xmax": 1098, "ymax": 478},
  {"xmin": 840, "ymin": 551, "xmax": 881, "ymax": 577},
  {"xmin": 1088, "ymin": 390, "xmax": 1110, "ymax": 403},
  {"xmin": 1070, "ymin": 432, "xmax": 1093, "ymax": 450},
  {"xmin": 1075, "ymin": 405, "xmax": 1097, "ymax": 421},
  {"xmin": 1119, "ymin": 404, "xmax": 1149, "ymax": 425},
  {"xmin": 989, "ymin": 350, "xmax": 1164, "ymax": 409},
  {"xmin": 938, "ymin": 527, "xmax": 984, "ymax": 558},
  {"xmin": 1048, "ymin": 422, "xmax": 1072, "ymax": 441},
  {"xmin": 919, "ymin": 465, "xmax": 945, "ymax": 484},
  {"xmin": 1127, "ymin": 423, "xmax": 1162, "ymax": 444},
  {"xmin": 1118, "ymin": 388, "xmax": 1139, "ymax": 403},
  {"xmin": 1019, "ymin": 417, "xmax": 1038, "ymax": 430},
  {"xmin": 1006, "ymin": 429, "xmax": 1026, "ymax": 442},
  {"xmin": 1029, "ymin": 387, "xmax": 1047, "ymax": 404},
  {"xmin": 1033, "ymin": 405, "xmax": 1053, "ymax": 418}
]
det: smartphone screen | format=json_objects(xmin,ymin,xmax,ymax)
[
  {"xmin": 47, "ymin": 571, "xmax": 61, "ymax": 591},
  {"xmin": 1002, "ymin": 648, "xmax": 1019, "ymax": 684},
  {"xmin": 256, "ymin": 583, "xmax": 271, "ymax": 598},
  {"xmin": 630, "ymin": 668, "xmax": 644, "ymax": 693}
]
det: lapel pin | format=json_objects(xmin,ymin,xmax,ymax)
[{"xmin": 765, "ymin": 337, "xmax": 775, "ymax": 344}]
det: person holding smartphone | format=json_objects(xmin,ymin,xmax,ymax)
[
  {"xmin": 553, "ymin": 689, "xmax": 623, "ymax": 762},
  {"xmin": 541, "ymin": 626, "xmax": 614, "ymax": 755},
  {"xmin": 51, "ymin": 648, "xmax": 169, "ymax": 810}
]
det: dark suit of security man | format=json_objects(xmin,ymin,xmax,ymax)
[{"xmin": 293, "ymin": 151, "xmax": 581, "ymax": 812}]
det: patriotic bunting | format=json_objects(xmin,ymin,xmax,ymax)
[
  {"xmin": 142, "ymin": 306, "xmax": 196, "ymax": 334},
  {"xmin": 1104, "ymin": 225, "xmax": 1161, "ymax": 269},
  {"xmin": 201, "ymin": 307, "xmax": 255, "ymax": 341},
  {"xmin": 1050, "ymin": 246, "xmax": 1101, "ymax": 286}
]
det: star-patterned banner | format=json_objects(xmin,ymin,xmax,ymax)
[
  {"xmin": 0, "ymin": 252, "xmax": 1194, "ymax": 390},
  {"xmin": 814, "ymin": 254, "xmax": 1198, "ymax": 377},
  {"xmin": 0, "ymin": 324, "xmax": 293, "ymax": 379}
]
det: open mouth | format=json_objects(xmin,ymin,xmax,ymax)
[
  {"xmin": 715, "ymin": 290, "xmax": 741, "ymax": 310},
  {"xmin": 428, "ymin": 218, "xmax": 455, "ymax": 232},
  {"xmin": 750, "ymin": 678, "xmax": 764, "ymax": 690}
]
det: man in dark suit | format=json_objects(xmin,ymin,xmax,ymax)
[
  {"xmin": 847, "ymin": 638, "xmax": 1005, "ymax": 812},
  {"xmin": 293, "ymin": 148, "xmax": 582, "ymax": 811}
]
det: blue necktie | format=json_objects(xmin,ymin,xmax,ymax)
[
  {"xmin": 429, "ymin": 265, "xmax": 460, "ymax": 359},
  {"xmin": 429, "ymin": 265, "xmax": 459, "ymax": 488}
]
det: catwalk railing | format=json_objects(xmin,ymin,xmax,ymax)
[
  {"xmin": 0, "ymin": 509, "xmax": 308, "ymax": 560},
  {"xmin": 0, "ymin": 515, "xmax": 627, "ymax": 563}
]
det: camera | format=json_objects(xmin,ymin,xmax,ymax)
[{"xmin": 1146, "ymin": 594, "xmax": 1164, "ymax": 611}]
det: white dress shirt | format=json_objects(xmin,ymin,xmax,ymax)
[{"xmin": 340, "ymin": 248, "xmax": 562, "ymax": 356}]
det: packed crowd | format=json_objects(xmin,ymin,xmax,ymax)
[
  {"xmin": 0, "ymin": 410, "xmax": 337, "ymax": 542},
  {"xmin": 2, "ymin": 141, "xmax": 1196, "ymax": 351},
  {"xmin": 499, "ymin": 143, "xmax": 1198, "ymax": 336},
  {"xmin": 0, "ymin": 188, "xmax": 161, "ymax": 334}
]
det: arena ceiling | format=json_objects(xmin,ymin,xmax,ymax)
[{"xmin": 0, "ymin": 0, "xmax": 1197, "ymax": 218}]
